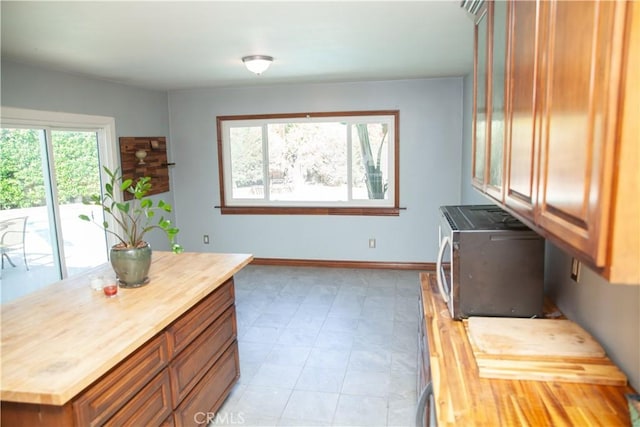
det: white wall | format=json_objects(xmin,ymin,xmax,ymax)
[
  {"xmin": 545, "ymin": 243, "xmax": 640, "ymax": 390},
  {"xmin": 168, "ymin": 78, "xmax": 464, "ymax": 262},
  {"xmin": 1, "ymin": 61, "xmax": 170, "ymax": 137},
  {"xmin": 1, "ymin": 60, "xmax": 176, "ymax": 251}
]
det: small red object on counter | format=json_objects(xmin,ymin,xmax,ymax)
[{"xmin": 103, "ymin": 284, "xmax": 118, "ymax": 297}]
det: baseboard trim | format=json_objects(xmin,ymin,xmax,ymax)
[{"xmin": 251, "ymin": 257, "xmax": 435, "ymax": 271}]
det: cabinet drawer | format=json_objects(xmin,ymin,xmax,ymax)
[
  {"xmin": 168, "ymin": 279, "xmax": 235, "ymax": 356},
  {"xmin": 73, "ymin": 333, "xmax": 169, "ymax": 426},
  {"xmin": 173, "ymin": 343, "xmax": 240, "ymax": 427},
  {"xmin": 105, "ymin": 370, "xmax": 172, "ymax": 427},
  {"xmin": 169, "ymin": 306, "xmax": 237, "ymax": 406}
]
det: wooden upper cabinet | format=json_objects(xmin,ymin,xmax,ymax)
[
  {"xmin": 472, "ymin": 1, "xmax": 508, "ymax": 201},
  {"xmin": 608, "ymin": 2, "xmax": 640, "ymax": 283},
  {"xmin": 504, "ymin": 0, "xmax": 541, "ymax": 219},
  {"xmin": 486, "ymin": 0, "xmax": 508, "ymax": 201},
  {"xmin": 472, "ymin": 4, "xmax": 489, "ymax": 189},
  {"xmin": 537, "ymin": 0, "xmax": 627, "ymax": 266},
  {"xmin": 535, "ymin": 0, "xmax": 639, "ymax": 284},
  {"xmin": 473, "ymin": 0, "xmax": 639, "ymax": 284}
]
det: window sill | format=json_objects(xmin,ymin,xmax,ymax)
[{"xmin": 219, "ymin": 206, "xmax": 400, "ymax": 216}]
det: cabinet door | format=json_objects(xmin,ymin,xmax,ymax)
[
  {"xmin": 504, "ymin": 0, "xmax": 542, "ymax": 221},
  {"xmin": 169, "ymin": 306, "xmax": 237, "ymax": 406},
  {"xmin": 104, "ymin": 370, "xmax": 172, "ymax": 427},
  {"xmin": 537, "ymin": 0, "xmax": 627, "ymax": 265},
  {"xmin": 486, "ymin": 0, "xmax": 508, "ymax": 200},
  {"xmin": 173, "ymin": 344, "xmax": 240, "ymax": 427},
  {"xmin": 472, "ymin": 5, "xmax": 489, "ymax": 189},
  {"xmin": 73, "ymin": 333, "xmax": 169, "ymax": 426}
]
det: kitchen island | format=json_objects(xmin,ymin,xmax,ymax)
[
  {"xmin": 419, "ymin": 272, "xmax": 635, "ymax": 426},
  {"xmin": 1, "ymin": 251, "xmax": 252, "ymax": 426}
]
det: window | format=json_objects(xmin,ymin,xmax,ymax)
[{"xmin": 217, "ymin": 110, "xmax": 399, "ymax": 215}]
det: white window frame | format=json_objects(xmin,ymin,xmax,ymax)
[{"xmin": 216, "ymin": 110, "xmax": 400, "ymax": 216}]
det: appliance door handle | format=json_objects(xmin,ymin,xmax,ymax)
[
  {"xmin": 415, "ymin": 382, "xmax": 433, "ymax": 427},
  {"xmin": 436, "ymin": 236, "xmax": 450, "ymax": 303}
]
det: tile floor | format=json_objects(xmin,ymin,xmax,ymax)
[{"xmin": 213, "ymin": 265, "xmax": 421, "ymax": 427}]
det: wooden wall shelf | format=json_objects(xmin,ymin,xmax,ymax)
[{"xmin": 119, "ymin": 137, "xmax": 170, "ymax": 199}]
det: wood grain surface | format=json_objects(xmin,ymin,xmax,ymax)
[
  {"xmin": 467, "ymin": 317, "xmax": 605, "ymax": 357},
  {"xmin": 420, "ymin": 272, "xmax": 635, "ymax": 426},
  {"xmin": 119, "ymin": 136, "xmax": 170, "ymax": 199},
  {"xmin": 0, "ymin": 252, "xmax": 252, "ymax": 405},
  {"xmin": 466, "ymin": 316, "xmax": 626, "ymax": 386}
]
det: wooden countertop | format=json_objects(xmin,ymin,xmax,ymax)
[
  {"xmin": 1, "ymin": 251, "xmax": 252, "ymax": 406},
  {"xmin": 420, "ymin": 272, "xmax": 635, "ymax": 426}
]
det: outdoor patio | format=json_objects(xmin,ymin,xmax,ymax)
[{"xmin": 1, "ymin": 203, "xmax": 108, "ymax": 303}]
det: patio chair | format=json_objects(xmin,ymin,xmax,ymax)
[{"xmin": 0, "ymin": 216, "xmax": 29, "ymax": 271}]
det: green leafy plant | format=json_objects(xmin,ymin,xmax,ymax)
[
  {"xmin": 79, "ymin": 167, "xmax": 183, "ymax": 253},
  {"xmin": 355, "ymin": 123, "xmax": 388, "ymax": 199}
]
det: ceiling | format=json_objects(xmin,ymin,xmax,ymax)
[{"xmin": 1, "ymin": 1, "xmax": 474, "ymax": 91}]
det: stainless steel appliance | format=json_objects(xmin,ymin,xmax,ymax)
[{"xmin": 437, "ymin": 205, "xmax": 544, "ymax": 320}]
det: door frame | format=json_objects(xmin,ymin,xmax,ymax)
[{"xmin": 0, "ymin": 106, "xmax": 119, "ymax": 277}]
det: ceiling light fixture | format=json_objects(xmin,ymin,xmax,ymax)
[{"xmin": 242, "ymin": 55, "xmax": 273, "ymax": 75}]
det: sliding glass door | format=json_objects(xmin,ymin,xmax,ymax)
[
  {"xmin": 1, "ymin": 128, "xmax": 60, "ymax": 295},
  {"xmin": 0, "ymin": 109, "xmax": 117, "ymax": 303},
  {"xmin": 51, "ymin": 130, "xmax": 108, "ymax": 275}
]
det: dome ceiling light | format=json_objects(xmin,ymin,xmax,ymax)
[{"xmin": 242, "ymin": 55, "xmax": 273, "ymax": 75}]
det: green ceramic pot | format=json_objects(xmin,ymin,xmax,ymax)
[{"xmin": 110, "ymin": 242, "xmax": 152, "ymax": 288}]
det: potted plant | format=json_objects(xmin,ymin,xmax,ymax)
[{"xmin": 79, "ymin": 166, "xmax": 183, "ymax": 287}]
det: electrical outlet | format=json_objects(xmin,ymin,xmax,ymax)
[
  {"xmin": 368, "ymin": 238, "xmax": 376, "ymax": 249},
  {"xmin": 203, "ymin": 234, "xmax": 210, "ymax": 244},
  {"xmin": 570, "ymin": 258, "xmax": 581, "ymax": 282}
]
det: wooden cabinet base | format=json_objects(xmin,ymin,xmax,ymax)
[
  {"xmin": 1, "ymin": 279, "xmax": 240, "ymax": 427},
  {"xmin": 1, "ymin": 401, "xmax": 74, "ymax": 427},
  {"xmin": 173, "ymin": 343, "xmax": 240, "ymax": 426}
]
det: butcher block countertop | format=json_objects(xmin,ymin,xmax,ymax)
[
  {"xmin": 420, "ymin": 272, "xmax": 635, "ymax": 426},
  {"xmin": 0, "ymin": 251, "xmax": 252, "ymax": 406}
]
